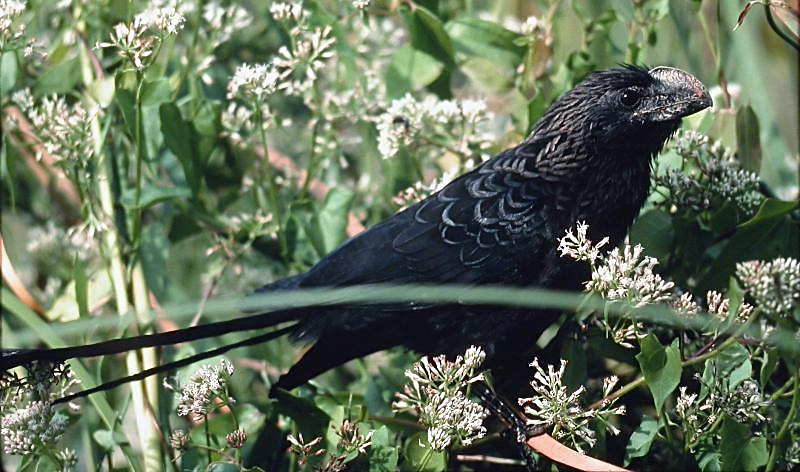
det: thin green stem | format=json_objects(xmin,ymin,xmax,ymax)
[
  {"xmin": 131, "ymin": 72, "xmax": 146, "ymax": 247},
  {"xmin": 204, "ymin": 414, "xmax": 212, "ymax": 464},
  {"xmin": 766, "ymin": 371, "xmax": 799, "ymax": 472},
  {"xmin": 255, "ymin": 104, "xmax": 288, "ymax": 260},
  {"xmin": 417, "ymin": 446, "xmax": 434, "ymax": 471}
]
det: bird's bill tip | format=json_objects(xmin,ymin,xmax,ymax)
[{"xmin": 646, "ymin": 66, "xmax": 713, "ymax": 120}]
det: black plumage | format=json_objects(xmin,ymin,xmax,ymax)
[{"xmin": 1, "ymin": 65, "xmax": 711, "ymax": 398}]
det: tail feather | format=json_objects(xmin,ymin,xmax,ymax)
[{"xmin": 1, "ymin": 309, "xmax": 298, "ymax": 371}]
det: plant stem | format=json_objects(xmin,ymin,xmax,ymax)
[
  {"xmin": 766, "ymin": 371, "xmax": 799, "ymax": 472},
  {"xmin": 205, "ymin": 415, "xmax": 212, "ymax": 464},
  {"xmin": 255, "ymin": 104, "xmax": 288, "ymax": 260}
]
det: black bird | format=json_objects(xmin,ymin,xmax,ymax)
[{"xmin": 1, "ymin": 65, "xmax": 711, "ymax": 400}]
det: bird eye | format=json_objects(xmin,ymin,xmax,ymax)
[{"xmin": 620, "ymin": 89, "xmax": 641, "ymax": 109}]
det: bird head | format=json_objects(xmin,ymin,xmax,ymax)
[{"xmin": 576, "ymin": 65, "xmax": 712, "ymax": 151}]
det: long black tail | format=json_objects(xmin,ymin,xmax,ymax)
[
  {"xmin": 51, "ymin": 324, "xmax": 297, "ymax": 404},
  {"xmin": 0, "ymin": 309, "xmax": 298, "ymax": 371}
]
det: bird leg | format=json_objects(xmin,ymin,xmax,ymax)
[{"xmin": 472, "ymin": 381, "xmax": 545, "ymax": 471}]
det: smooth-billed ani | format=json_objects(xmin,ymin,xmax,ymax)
[{"xmin": 1, "ymin": 65, "xmax": 712, "ymax": 401}]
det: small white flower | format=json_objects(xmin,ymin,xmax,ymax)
[
  {"xmin": 0, "ymin": 0, "xmax": 26, "ymax": 41},
  {"xmin": 737, "ymin": 258, "xmax": 800, "ymax": 316},
  {"xmin": 175, "ymin": 359, "xmax": 235, "ymax": 421},
  {"xmin": 270, "ymin": 1, "xmax": 308, "ymax": 22},
  {"xmin": 135, "ymin": 5, "xmax": 185, "ymax": 35},
  {"xmin": 352, "ymin": 0, "xmax": 371, "ymax": 10},
  {"xmin": 520, "ymin": 16, "xmax": 541, "ymax": 35},
  {"xmin": 1, "ymin": 401, "xmax": 68, "ymax": 455},
  {"xmin": 227, "ymin": 63, "xmax": 282, "ymax": 101}
]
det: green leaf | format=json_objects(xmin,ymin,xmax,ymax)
[
  {"xmin": 369, "ymin": 426, "xmax": 399, "ymax": 472},
  {"xmin": 760, "ymin": 348, "xmax": 779, "ymax": 386},
  {"xmin": 160, "ymin": 102, "xmax": 204, "ymax": 194},
  {"xmin": 35, "ymin": 57, "xmax": 82, "ymax": 95},
  {"xmin": 720, "ymin": 417, "xmax": 768, "ymax": 471},
  {"xmin": 636, "ymin": 334, "xmax": 682, "ymax": 416},
  {"xmin": 0, "ymin": 51, "xmax": 18, "ymax": 97},
  {"xmin": 120, "ymin": 185, "xmax": 192, "ymax": 210},
  {"xmin": 92, "ymin": 430, "xmax": 129, "ymax": 451},
  {"xmin": 716, "ymin": 343, "xmax": 752, "ymax": 390},
  {"xmin": 735, "ymin": 105, "xmax": 761, "ymax": 173},
  {"xmin": 87, "ymin": 76, "xmax": 116, "ymax": 108},
  {"xmin": 698, "ymin": 198, "xmax": 799, "ymax": 292},
  {"xmin": 386, "ymin": 46, "xmax": 443, "ymax": 98},
  {"xmin": 624, "ymin": 415, "xmax": 659, "ymax": 465},
  {"xmin": 404, "ymin": 431, "xmax": 447, "ymax": 471},
  {"xmin": 697, "ymin": 451, "xmax": 722, "ymax": 472},
  {"xmin": 314, "ymin": 188, "xmax": 355, "ymax": 254},
  {"xmin": 444, "ymin": 17, "xmax": 524, "ymax": 67},
  {"xmin": 406, "ymin": 6, "xmax": 455, "ymax": 67},
  {"xmin": 630, "ymin": 209, "xmax": 674, "ymax": 262}
]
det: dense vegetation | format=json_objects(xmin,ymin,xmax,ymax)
[{"xmin": 1, "ymin": 0, "xmax": 797, "ymax": 471}]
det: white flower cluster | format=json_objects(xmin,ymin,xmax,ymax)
[
  {"xmin": 517, "ymin": 359, "xmax": 625, "ymax": 453},
  {"xmin": 176, "ymin": 359, "xmax": 235, "ymax": 421},
  {"xmin": 0, "ymin": 0, "xmax": 25, "ymax": 43},
  {"xmin": 677, "ymin": 378, "xmax": 768, "ymax": 449},
  {"xmin": 336, "ymin": 419, "xmax": 374, "ymax": 455},
  {"xmin": 202, "ymin": 1, "xmax": 250, "ymax": 46},
  {"xmin": 352, "ymin": 0, "xmax": 371, "ymax": 10},
  {"xmin": 559, "ymin": 222, "xmax": 673, "ymax": 308},
  {"xmin": 1, "ymin": 401, "xmax": 68, "ymax": 455},
  {"xmin": 557, "ymin": 221, "xmax": 610, "ymax": 265},
  {"xmin": 96, "ymin": 19, "xmax": 155, "ymax": 70},
  {"xmin": 95, "ymin": 3, "xmax": 185, "ymax": 70},
  {"xmin": 519, "ymin": 15, "xmax": 542, "ymax": 36},
  {"xmin": 393, "ymin": 346, "xmax": 489, "ymax": 451},
  {"xmin": 270, "ymin": 1, "xmax": 308, "ymax": 23},
  {"xmin": 706, "ymin": 290, "xmax": 754, "ymax": 325},
  {"xmin": 376, "ymin": 94, "xmax": 493, "ymax": 160},
  {"xmin": 135, "ymin": 5, "xmax": 186, "ymax": 35},
  {"xmin": 737, "ymin": 257, "xmax": 800, "ymax": 317},
  {"xmin": 14, "ymin": 90, "xmax": 94, "ymax": 166},
  {"xmin": 227, "ymin": 63, "xmax": 281, "ymax": 101},
  {"xmin": 273, "ymin": 25, "xmax": 336, "ymax": 95},
  {"xmin": 657, "ymin": 130, "xmax": 761, "ymax": 214}
]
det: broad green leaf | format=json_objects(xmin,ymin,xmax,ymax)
[
  {"xmin": 87, "ymin": 76, "xmax": 116, "ymax": 108},
  {"xmin": 624, "ymin": 415, "xmax": 659, "ymax": 466},
  {"xmin": 369, "ymin": 426, "xmax": 399, "ymax": 472},
  {"xmin": 404, "ymin": 431, "xmax": 447, "ymax": 472},
  {"xmin": 386, "ymin": 46, "xmax": 443, "ymax": 98},
  {"xmin": 0, "ymin": 51, "xmax": 17, "ymax": 97},
  {"xmin": 716, "ymin": 343, "xmax": 752, "ymax": 390},
  {"xmin": 160, "ymin": 102, "xmax": 203, "ymax": 194},
  {"xmin": 630, "ymin": 209, "xmax": 674, "ymax": 262},
  {"xmin": 636, "ymin": 334, "xmax": 682, "ymax": 416},
  {"xmin": 406, "ymin": 6, "xmax": 455, "ymax": 67},
  {"xmin": 697, "ymin": 451, "xmax": 722, "ymax": 472},
  {"xmin": 735, "ymin": 105, "xmax": 761, "ymax": 173},
  {"xmin": 92, "ymin": 429, "xmax": 129, "ymax": 451},
  {"xmin": 315, "ymin": 187, "xmax": 355, "ymax": 254},
  {"xmin": 720, "ymin": 417, "xmax": 768, "ymax": 471},
  {"xmin": 35, "ymin": 57, "xmax": 82, "ymax": 95},
  {"xmin": 444, "ymin": 17, "xmax": 524, "ymax": 67},
  {"xmin": 698, "ymin": 199, "xmax": 798, "ymax": 291}
]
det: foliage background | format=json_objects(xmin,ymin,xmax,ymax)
[{"xmin": 0, "ymin": 0, "xmax": 798, "ymax": 471}]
